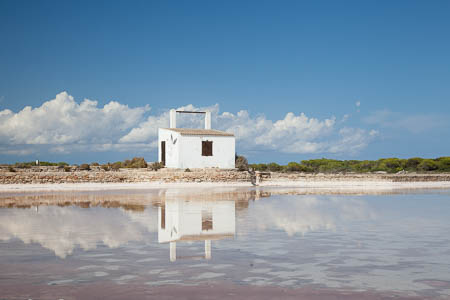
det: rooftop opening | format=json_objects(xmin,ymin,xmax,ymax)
[{"xmin": 170, "ymin": 109, "xmax": 211, "ymax": 130}]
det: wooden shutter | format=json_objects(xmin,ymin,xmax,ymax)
[
  {"xmin": 161, "ymin": 141, "xmax": 166, "ymax": 165},
  {"xmin": 202, "ymin": 141, "xmax": 213, "ymax": 156},
  {"xmin": 202, "ymin": 209, "xmax": 213, "ymax": 231}
]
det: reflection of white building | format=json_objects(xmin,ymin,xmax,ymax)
[{"xmin": 158, "ymin": 199, "xmax": 235, "ymax": 262}]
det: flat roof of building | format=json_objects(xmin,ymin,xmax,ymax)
[{"xmin": 162, "ymin": 128, "xmax": 234, "ymax": 137}]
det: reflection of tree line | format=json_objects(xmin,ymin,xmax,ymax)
[
  {"xmin": 0, "ymin": 186, "xmax": 421, "ymax": 212},
  {"xmin": 0, "ymin": 189, "xmax": 273, "ymax": 212},
  {"xmin": 1, "ymin": 201, "xmax": 148, "ymax": 211}
]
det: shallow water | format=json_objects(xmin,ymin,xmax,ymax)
[{"xmin": 1, "ymin": 188, "xmax": 450, "ymax": 299}]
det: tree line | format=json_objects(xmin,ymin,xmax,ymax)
[
  {"xmin": 249, "ymin": 157, "xmax": 450, "ymax": 173},
  {"xmin": 9, "ymin": 157, "xmax": 149, "ymax": 171},
  {"xmin": 7, "ymin": 156, "xmax": 450, "ymax": 173}
]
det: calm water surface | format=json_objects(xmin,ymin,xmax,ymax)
[{"xmin": 0, "ymin": 188, "xmax": 450, "ymax": 299}]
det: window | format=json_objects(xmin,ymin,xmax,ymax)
[
  {"xmin": 202, "ymin": 209, "xmax": 213, "ymax": 231},
  {"xmin": 202, "ymin": 140, "xmax": 213, "ymax": 156}
]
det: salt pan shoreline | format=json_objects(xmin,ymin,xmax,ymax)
[
  {"xmin": 1, "ymin": 179, "xmax": 450, "ymax": 193},
  {"xmin": 1, "ymin": 167, "xmax": 450, "ymax": 193}
]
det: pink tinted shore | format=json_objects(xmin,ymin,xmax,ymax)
[{"xmin": 0, "ymin": 282, "xmax": 434, "ymax": 300}]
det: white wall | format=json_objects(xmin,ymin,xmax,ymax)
[
  {"xmin": 158, "ymin": 129, "xmax": 235, "ymax": 169},
  {"xmin": 158, "ymin": 129, "xmax": 181, "ymax": 168},
  {"xmin": 158, "ymin": 199, "xmax": 236, "ymax": 243},
  {"xmin": 178, "ymin": 135, "xmax": 235, "ymax": 169}
]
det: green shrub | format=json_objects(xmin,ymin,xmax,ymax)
[
  {"xmin": 301, "ymin": 159, "xmax": 341, "ymax": 173},
  {"xmin": 133, "ymin": 157, "xmax": 148, "ymax": 168},
  {"xmin": 352, "ymin": 160, "xmax": 376, "ymax": 173},
  {"xmin": 13, "ymin": 161, "xmax": 69, "ymax": 168},
  {"xmin": 111, "ymin": 162, "xmax": 122, "ymax": 171},
  {"xmin": 149, "ymin": 162, "xmax": 164, "ymax": 171},
  {"xmin": 405, "ymin": 157, "xmax": 422, "ymax": 170},
  {"xmin": 101, "ymin": 164, "xmax": 110, "ymax": 171},
  {"xmin": 80, "ymin": 163, "xmax": 91, "ymax": 171},
  {"xmin": 244, "ymin": 157, "xmax": 449, "ymax": 174},
  {"xmin": 14, "ymin": 162, "xmax": 31, "ymax": 169},
  {"xmin": 122, "ymin": 157, "xmax": 147, "ymax": 168},
  {"xmin": 91, "ymin": 162, "xmax": 100, "ymax": 166},
  {"xmin": 374, "ymin": 158, "xmax": 403, "ymax": 173},
  {"xmin": 436, "ymin": 157, "xmax": 450, "ymax": 171},
  {"xmin": 286, "ymin": 162, "xmax": 307, "ymax": 172},
  {"xmin": 64, "ymin": 166, "xmax": 71, "ymax": 172},
  {"xmin": 418, "ymin": 159, "xmax": 439, "ymax": 172},
  {"xmin": 39, "ymin": 161, "xmax": 58, "ymax": 166},
  {"xmin": 8, "ymin": 166, "xmax": 16, "ymax": 172},
  {"xmin": 267, "ymin": 162, "xmax": 282, "ymax": 172},
  {"xmin": 382, "ymin": 158, "xmax": 402, "ymax": 169},
  {"xmin": 235, "ymin": 155, "xmax": 249, "ymax": 171},
  {"xmin": 249, "ymin": 163, "xmax": 268, "ymax": 171},
  {"xmin": 318, "ymin": 161, "xmax": 347, "ymax": 173},
  {"xmin": 185, "ymin": 168, "xmax": 191, "ymax": 172}
]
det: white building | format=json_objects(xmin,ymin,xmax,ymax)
[
  {"xmin": 158, "ymin": 198, "xmax": 236, "ymax": 261},
  {"xmin": 158, "ymin": 109, "xmax": 235, "ymax": 169}
]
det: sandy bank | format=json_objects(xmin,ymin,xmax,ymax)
[
  {"xmin": 1, "ymin": 167, "xmax": 450, "ymax": 193},
  {"xmin": 0, "ymin": 181, "xmax": 250, "ymax": 192},
  {"xmin": 1, "ymin": 179, "xmax": 450, "ymax": 193}
]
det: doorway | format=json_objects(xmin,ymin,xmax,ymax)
[{"xmin": 161, "ymin": 141, "xmax": 166, "ymax": 166}]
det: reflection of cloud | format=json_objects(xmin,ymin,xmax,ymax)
[
  {"xmin": 249, "ymin": 196, "xmax": 376, "ymax": 236},
  {"xmin": 0, "ymin": 206, "xmax": 157, "ymax": 258}
]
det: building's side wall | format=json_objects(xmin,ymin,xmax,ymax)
[
  {"xmin": 178, "ymin": 200, "xmax": 235, "ymax": 238},
  {"xmin": 158, "ymin": 199, "xmax": 235, "ymax": 243},
  {"xmin": 178, "ymin": 135, "xmax": 235, "ymax": 169},
  {"xmin": 158, "ymin": 129, "xmax": 180, "ymax": 168}
]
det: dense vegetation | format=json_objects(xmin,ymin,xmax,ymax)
[
  {"xmin": 249, "ymin": 157, "xmax": 450, "ymax": 173},
  {"xmin": 101, "ymin": 157, "xmax": 148, "ymax": 171},
  {"xmin": 13, "ymin": 161, "xmax": 68, "ymax": 168},
  {"xmin": 7, "ymin": 156, "xmax": 450, "ymax": 173},
  {"xmin": 9, "ymin": 157, "xmax": 148, "ymax": 171},
  {"xmin": 235, "ymin": 155, "xmax": 249, "ymax": 171}
]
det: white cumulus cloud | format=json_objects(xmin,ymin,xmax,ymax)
[
  {"xmin": 0, "ymin": 91, "xmax": 149, "ymax": 145},
  {"xmin": 0, "ymin": 92, "xmax": 377, "ymax": 156}
]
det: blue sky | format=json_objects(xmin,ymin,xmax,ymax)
[{"xmin": 1, "ymin": 0, "xmax": 449, "ymax": 164}]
